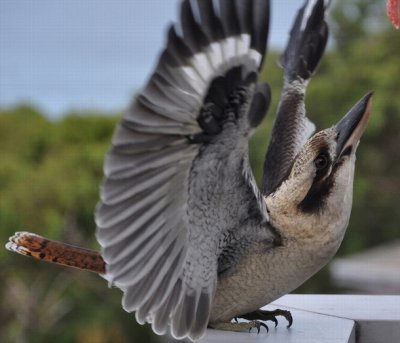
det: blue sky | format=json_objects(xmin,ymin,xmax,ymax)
[{"xmin": 0, "ymin": 0, "xmax": 305, "ymax": 117}]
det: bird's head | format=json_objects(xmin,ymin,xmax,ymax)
[{"xmin": 266, "ymin": 92, "xmax": 373, "ymax": 241}]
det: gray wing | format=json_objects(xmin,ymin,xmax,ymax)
[
  {"xmin": 262, "ymin": 0, "xmax": 329, "ymax": 195},
  {"xmin": 95, "ymin": 0, "xmax": 271, "ymax": 340}
]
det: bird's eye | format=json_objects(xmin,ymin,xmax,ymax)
[{"xmin": 314, "ymin": 154, "xmax": 329, "ymax": 170}]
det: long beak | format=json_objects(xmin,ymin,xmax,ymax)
[{"xmin": 335, "ymin": 91, "xmax": 373, "ymax": 158}]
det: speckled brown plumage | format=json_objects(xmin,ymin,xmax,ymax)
[{"xmin": 6, "ymin": 232, "xmax": 105, "ymax": 274}]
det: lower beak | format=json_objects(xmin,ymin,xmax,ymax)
[{"xmin": 335, "ymin": 92, "xmax": 373, "ymax": 158}]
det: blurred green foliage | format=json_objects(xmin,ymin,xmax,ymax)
[{"xmin": 1, "ymin": 0, "xmax": 399, "ymax": 342}]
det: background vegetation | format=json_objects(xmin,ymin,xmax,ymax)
[{"xmin": 1, "ymin": 0, "xmax": 399, "ymax": 342}]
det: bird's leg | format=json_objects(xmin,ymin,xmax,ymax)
[
  {"xmin": 208, "ymin": 320, "xmax": 269, "ymax": 333},
  {"xmin": 238, "ymin": 309, "xmax": 293, "ymax": 328}
]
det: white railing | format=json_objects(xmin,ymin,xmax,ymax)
[{"xmin": 196, "ymin": 294, "xmax": 400, "ymax": 343}]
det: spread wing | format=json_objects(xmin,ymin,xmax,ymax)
[
  {"xmin": 95, "ymin": 0, "xmax": 271, "ymax": 340},
  {"xmin": 262, "ymin": 0, "xmax": 329, "ymax": 195}
]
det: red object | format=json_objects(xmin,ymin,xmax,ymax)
[{"xmin": 387, "ymin": 0, "xmax": 400, "ymax": 29}]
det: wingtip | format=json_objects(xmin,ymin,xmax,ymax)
[{"xmin": 280, "ymin": 0, "xmax": 329, "ymax": 81}]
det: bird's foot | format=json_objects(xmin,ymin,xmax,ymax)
[
  {"xmin": 209, "ymin": 320, "xmax": 269, "ymax": 333},
  {"xmin": 238, "ymin": 308, "xmax": 293, "ymax": 328}
]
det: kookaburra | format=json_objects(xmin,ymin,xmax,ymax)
[{"xmin": 6, "ymin": 0, "xmax": 373, "ymax": 341}]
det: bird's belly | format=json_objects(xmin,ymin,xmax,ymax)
[{"xmin": 209, "ymin": 239, "xmax": 338, "ymax": 323}]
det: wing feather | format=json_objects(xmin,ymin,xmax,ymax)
[
  {"xmin": 101, "ymin": 166, "xmax": 176, "ymax": 205},
  {"xmin": 111, "ymin": 123, "xmax": 184, "ymax": 152},
  {"xmin": 262, "ymin": 0, "xmax": 328, "ymax": 195},
  {"xmin": 96, "ymin": 0, "xmax": 271, "ymax": 340},
  {"xmin": 180, "ymin": 0, "xmax": 210, "ymax": 53},
  {"xmin": 110, "ymin": 219, "xmax": 183, "ymax": 282},
  {"xmin": 123, "ymin": 102, "xmax": 199, "ymax": 135}
]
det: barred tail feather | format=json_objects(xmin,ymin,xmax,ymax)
[{"xmin": 6, "ymin": 232, "xmax": 105, "ymax": 274}]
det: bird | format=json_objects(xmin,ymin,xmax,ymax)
[{"xmin": 6, "ymin": 0, "xmax": 373, "ymax": 341}]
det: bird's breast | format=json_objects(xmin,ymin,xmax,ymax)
[{"xmin": 209, "ymin": 232, "xmax": 343, "ymax": 324}]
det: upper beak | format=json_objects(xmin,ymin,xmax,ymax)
[{"xmin": 335, "ymin": 91, "xmax": 373, "ymax": 158}]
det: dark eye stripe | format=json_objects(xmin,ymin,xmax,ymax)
[
  {"xmin": 298, "ymin": 177, "xmax": 334, "ymax": 213},
  {"xmin": 298, "ymin": 147, "xmax": 333, "ymax": 213},
  {"xmin": 299, "ymin": 154, "xmax": 344, "ymax": 214}
]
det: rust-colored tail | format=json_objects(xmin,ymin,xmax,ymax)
[{"xmin": 6, "ymin": 231, "xmax": 105, "ymax": 274}]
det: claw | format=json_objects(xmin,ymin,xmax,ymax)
[
  {"xmin": 259, "ymin": 322, "xmax": 269, "ymax": 333},
  {"xmin": 249, "ymin": 321, "xmax": 269, "ymax": 334},
  {"xmin": 277, "ymin": 309, "xmax": 293, "ymax": 328},
  {"xmin": 285, "ymin": 311, "xmax": 293, "ymax": 328},
  {"xmin": 237, "ymin": 308, "xmax": 293, "ymax": 329}
]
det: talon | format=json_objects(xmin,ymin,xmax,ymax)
[
  {"xmin": 260, "ymin": 322, "xmax": 269, "ymax": 333},
  {"xmin": 249, "ymin": 321, "xmax": 269, "ymax": 334},
  {"xmin": 249, "ymin": 321, "xmax": 260, "ymax": 334},
  {"xmin": 278, "ymin": 309, "xmax": 293, "ymax": 328},
  {"xmin": 286, "ymin": 311, "xmax": 293, "ymax": 328},
  {"xmin": 237, "ymin": 308, "xmax": 293, "ymax": 329}
]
